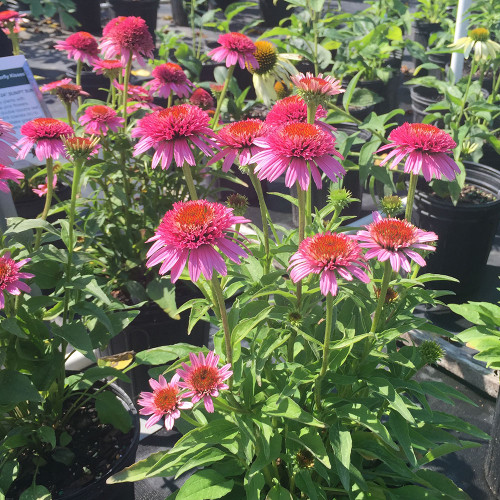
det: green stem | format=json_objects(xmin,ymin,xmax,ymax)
[
  {"xmin": 64, "ymin": 102, "xmax": 73, "ymax": 128},
  {"xmin": 211, "ymin": 65, "xmax": 235, "ymax": 129},
  {"xmin": 167, "ymin": 92, "xmax": 173, "ymax": 108},
  {"xmin": 456, "ymin": 60, "xmax": 476, "ymax": 128},
  {"xmin": 76, "ymin": 59, "xmax": 83, "ymax": 108},
  {"xmin": 312, "ymin": 12, "xmax": 319, "ymax": 76},
  {"xmin": 34, "ymin": 158, "xmax": 55, "ymax": 251},
  {"xmin": 314, "ymin": 295, "xmax": 335, "ymax": 410},
  {"xmin": 182, "ymin": 162, "xmax": 198, "ymax": 200},
  {"xmin": 211, "ymin": 275, "xmax": 233, "ymax": 381},
  {"xmin": 325, "ymin": 207, "xmax": 341, "ymax": 232},
  {"xmin": 122, "ymin": 56, "xmax": 133, "ymax": 126},
  {"xmin": 248, "ymin": 168, "xmax": 270, "ymax": 273},
  {"xmin": 296, "ymin": 183, "xmax": 306, "ymax": 307},
  {"xmin": 370, "ymin": 260, "xmax": 392, "ymax": 333},
  {"xmin": 405, "ymin": 173, "xmax": 418, "ymax": 222}
]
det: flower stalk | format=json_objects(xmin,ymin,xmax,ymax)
[
  {"xmin": 370, "ymin": 260, "xmax": 392, "ymax": 333},
  {"xmin": 211, "ymin": 65, "xmax": 235, "ymax": 129},
  {"xmin": 34, "ymin": 158, "xmax": 55, "ymax": 250},
  {"xmin": 182, "ymin": 162, "xmax": 198, "ymax": 200},
  {"xmin": 405, "ymin": 173, "xmax": 418, "ymax": 222}
]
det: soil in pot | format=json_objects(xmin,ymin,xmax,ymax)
[
  {"xmin": 103, "ymin": 281, "xmax": 210, "ymax": 400},
  {"xmin": 412, "ymin": 161, "xmax": 500, "ymax": 302},
  {"xmin": 6, "ymin": 384, "xmax": 139, "ymax": 500}
]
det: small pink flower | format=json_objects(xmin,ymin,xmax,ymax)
[
  {"xmin": 100, "ymin": 16, "xmax": 154, "ymax": 66},
  {"xmin": 16, "ymin": 118, "xmax": 73, "ymax": 161},
  {"xmin": 0, "ymin": 10, "xmax": 23, "ymax": 24},
  {"xmin": 189, "ymin": 88, "xmax": 215, "ymax": 110},
  {"xmin": 113, "ymin": 81, "xmax": 157, "ymax": 113},
  {"xmin": 357, "ymin": 212, "xmax": 438, "ymax": 273},
  {"xmin": 0, "ymin": 10, "xmax": 26, "ymax": 35},
  {"xmin": 79, "ymin": 105, "xmax": 124, "ymax": 135},
  {"xmin": 146, "ymin": 199, "xmax": 249, "ymax": 282},
  {"xmin": 137, "ymin": 374, "xmax": 193, "ymax": 430},
  {"xmin": 0, "ymin": 164, "xmax": 23, "ymax": 193},
  {"xmin": 177, "ymin": 351, "xmax": 232, "ymax": 413},
  {"xmin": 208, "ymin": 119, "xmax": 267, "ymax": 172},
  {"xmin": 0, "ymin": 119, "xmax": 17, "ymax": 166},
  {"xmin": 39, "ymin": 78, "xmax": 73, "ymax": 93},
  {"xmin": 0, "ymin": 252, "xmax": 34, "ymax": 309},
  {"xmin": 251, "ymin": 122, "xmax": 345, "ymax": 190},
  {"xmin": 207, "ymin": 32, "xmax": 259, "ymax": 69},
  {"xmin": 54, "ymin": 31, "xmax": 99, "ymax": 65},
  {"xmin": 132, "ymin": 104, "xmax": 215, "ymax": 170},
  {"xmin": 147, "ymin": 62, "xmax": 194, "ymax": 99},
  {"xmin": 376, "ymin": 123, "xmax": 460, "ymax": 182},
  {"xmin": 32, "ymin": 174, "xmax": 57, "ymax": 197},
  {"xmin": 291, "ymin": 72, "xmax": 344, "ymax": 100},
  {"xmin": 92, "ymin": 58, "xmax": 124, "ymax": 78},
  {"xmin": 289, "ymin": 232, "xmax": 370, "ymax": 296},
  {"xmin": 266, "ymin": 95, "xmax": 335, "ymax": 135}
]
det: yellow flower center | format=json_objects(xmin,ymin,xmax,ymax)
[
  {"xmin": 251, "ymin": 41, "xmax": 278, "ymax": 75},
  {"xmin": 470, "ymin": 27, "xmax": 489, "ymax": 42}
]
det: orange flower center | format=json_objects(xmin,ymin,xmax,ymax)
[
  {"xmin": 0, "ymin": 260, "xmax": 13, "ymax": 285},
  {"xmin": 153, "ymin": 387, "xmax": 178, "ymax": 412},
  {"xmin": 371, "ymin": 219, "xmax": 417, "ymax": 249},
  {"xmin": 308, "ymin": 234, "xmax": 353, "ymax": 263},
  {"xmin": 175, "ymin": 203, "xmax": 214, "ymax": 230},
  {"xmin": 470, "ymin": 27, "xmax": 489, "ymax": 42},
  {"xmin": 190, "ymin": 366, "xmax": 219, "ymax": 392},
  {"xmin": 282, "ymin": 122, "xmax": 319, "ymax": 139}
]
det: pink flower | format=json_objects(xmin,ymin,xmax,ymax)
[
  {"xmin": 113, "ymin": 81, "xmax": 157, "ymax": 113},
  {"xmin": 54, "ymin": 31, "xmax": 99, "ymax": 65},
  {"xmin": 17, "ymin": 118, "xmax": 73, "ymax": 161},
  {"xmin": 289, "ymin": 232, "xmax": 370, "ymax": 296},
  {"xmin": 63, "ymin": 136, "xmax": 100, "ymax": 159},
  {"xmin": 39, "ymin": 78, "xmax": 73, "ymax": 93},
  {"xmin": 0, "ymin": 252, "xmax": 34, "ymax": 309},
  {"xmin": 100, "ymin": 16, "xmax": 154, "ymax": 66},
  {"xmin": 0, "ymin": 164, "xmax": 23, "ymax": 193},
  {"xmin": 32, "ymin": 174, "xmax": 57, "ymax": 197},
  {"xmin": 147, "ymin": 62, "xmax": 194, "ymax": 99},
  {"xmin": 376, "ymin": 123, "xmax": 460, "ymax": 182},
  {"xmin": 207, "ymin": 32, "xmax": 259, "ymax": 69},
  {"xmin": 208, "ymin": 119, "xmax": 268, "ymax": 172},
  {"xmin": 177, "ymin": 351, "xmax": 232, "ymax": 413},
  {"xmin": 0, "ymin": 119, "xmax": 17, "ymax": 166},
  {"xmin": 357, "ymin": 212, "xmax": 438, "ymax": 273},
  {"xmin": 291, "ymin": 73, "xmax": 344, "ymax": 100},
  {"xmin": 266, "ymin": 95, "xmax": 335, "ymax": 135},
  {"xmin": 132, "ymin": 104, "xmax": 215, "ymax": 170},
  {"xmin": 92, "ymin": 58, "xmax": 124, "ymax": 78},
  {"xmin": 137, "ymin": 374, "xmax": 193, "ymax": 430},
  {"xmin": 0, "ymin": 10, "xmax": 26, "ymax": 35},
  {"xmin": 189, "ymin": 88, "xmax": 215, "ymax": 110},
  {"xmin": 79, "ymin": 105, "xmax": 124, "ymax": 135},
  {"xmin": 146, "ymin": 199, "xmax": 249, "ymax": 282},
  {"xmin": 251, "ymin": 122, "xmax": 345, "ymax": 190}
]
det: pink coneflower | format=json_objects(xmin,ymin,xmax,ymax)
[
  {"xmin": 137, "ymin": 374, "xmax": 193, "ymax": 430},
  {"xmin": 251, "ymin": 122, "xmax": 345, "ymax": 190},
  {"xmin": 39, "ymin": 78, "xmax": 73, "ymax": 93},
  {"xmin": 357, "ymin": 212, "xmax": 438, "ymax": 273},
  {"xmin": 208, "ymin": 32, "xmax": 259, "ymax": 69},
  {"xmin": 0, "ymin": 252, "xmax": 34, "ymax": 309},
  {"xmin": 0, "ymin": 10, "xmax": 26, "ymax": 35},
  {"xmin": 0, "ymin": 119, "xmax": 17, "ymax": 165},
  {"xmin": 113, "ymin": 81, "xmax": 157, "ymax": 113},
  {"xmin": 189, "ymin": 88, "xmax": 215, "ymax": 110},
  {"xmin": 33, "ymin": 174, "xmax": 57, "ymax": 197},
  {"xmin": 79, "ymin": 105, "xmax": 124, "ymax": 135},
  {"xmin": 177, "ymin": 351, "xmax": 232, "ymax": 413},
  {"xmin": 17, "ymin": 118, "xmax": 73, "ymax": 161},
  {"xmin": 54, "ymin": 31, "xmax": 99, "ymax": 65},
  {"xmin": 208, "ymin": 119, "xmax": 267, "ymax": 172},
  {"xmin": 0, "ymin": 164, "xmax": 23, "ymax": 193},
  {"xmin": 92, "ymin": 58, "xmax": 124, "ymax": 78},
  {"xmin": 266, "ymin": 95, "xmax": 335, "ymax": 135},
  {"xmin": 146, "ymin": 199, "xmax": 249, "ymax": 282},
  {"xmin": 100, "ymin": 16, "xmax": 154, "ymax": 66},
  {"xmin": 132, "ymin": 104, "xmax": 215, "ymax": 170},
  {"xmin": 291, "ymin": 73, "xmax": 344, "ymax": 98},
  {"xmin": 376, "ymin": 123, "xmax": 460, "ymax": 182},
  {"xmin": 288, "ymin": 232, "xmax": 370, "ymax": 296},
  {"xmin": 0, "ymin": 10, "xmax": 23, "ymax": 24},
  {"xmin": 147, "ymin": 62, "xmax": 194, "ymax": 99}
]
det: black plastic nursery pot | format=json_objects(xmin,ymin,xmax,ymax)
[
  {"xmin": 427, "ymin": 51, "xmax": 451, "ymax": 80},
  {"xmin": 110, "ymin": 0, "xmax": 160, "ymax": 42},
  {"xmin": 67, "ymin": 64, "xmax": 110, "ymax": 102},
  {"xmin": 102, "ymin": 283, "xmax": 210, "ymax": 400},
  {"xmin": 14, "ymin": 184, "xmax": 72, "ymax": 221},
  {"xmin": 412, "ymin": 161, "xmax": 500, "ymax": 302},
  {"xmin": 72, "ymin": 0, "xmax": 102, "ymax": 35},
  {"xmin": 410, "ymin": 85, "xmax": 444, "ymax": 125},
  {"xmin": 412, "ymin": 21, "xmax": 441, "ymax": 66},
  {"xmin": 259, "ymin": 0, "xmax": 290, "ymax": 26}
]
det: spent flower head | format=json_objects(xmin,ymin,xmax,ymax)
[{"xmin": 226, "ymin": 193, "xmax": 248, "ymax": 216}]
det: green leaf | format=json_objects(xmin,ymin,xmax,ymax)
[
  {"xmin": 52, "ymin": 322, "xmax": 96, "ymax": 362},
  {"xmin": 94, "ymin": 391, "xmax": 132, "ymax": 433},
  {"xmin": 85, "ymin": 278, "xmax": 111, "ymax": 305},
  {"xmin": 19, "ymin": 485, "xmax": 51, "ymax": 500},
  {"xmin": 369, "ymin": 377, "xmax": 415, "ymax": 422},
  {"xmin": 73, "ymin": 301, "xmax": 114, "ymax": 334},
  {"xmin": 176, "ymin": 469, "xmax": 234, "ymax": 500},
  {"xmin": 342, "ymin": 71, "xmax": 363, "ymax": 111},
  {"xmin": 147, "ymin": 278, "xmax": 179, "ymax": 319},
  {"xmin": 0, "ymin": 317, "xmax": 28, "ymax": 339},
  {"xmin": 175, "ymin": 448, "xmax": 227, "ymax": 479},
  {"xmin": 329, "ymin": 421, "xmax": 351, "ymax": 491},
  {"xmin": 107, "ymin": 450, "xmax": 175, "ymax": 483},
  {"xmin": 417, "ymin": 440, "xmax": 481, "ymax": 466},
  {"xmin": 262, "ymin": 394, "xmax": 325, "ymax": 428},
  {"xmin": 5, "ymin": 218, "xmax": 59, "ymax": 236},
  {"xmin": 232, "ymin": 306, "xmax": 273, "ymax": 345},
  {"xmin": 135, "ymin": 343, "xmax": 206, "ymax": 365},
  {"xmin": 0, "ymin": 460, "xmax": 18, "ymax": 494},
  {"xmin": 266, "ymin": 484, "xmax": 293, "ymax": 500},
  {"xmin": 390, "ymin": 412, "xmax": 417, "ymax": 467},
  {"xmin": 288, "ymin": 427, "xmax": 331, "ymax": 468},
  {"xmin": 0, "ymin": 370, "xmax": 42, "ymax": 405},
  {"xmin": 37, "ymin": 426, "xmax": 56, "ymax": 449},
  {"xmin": 66, "ymin": 366, "xmax": 130, "ymax": 388}
]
